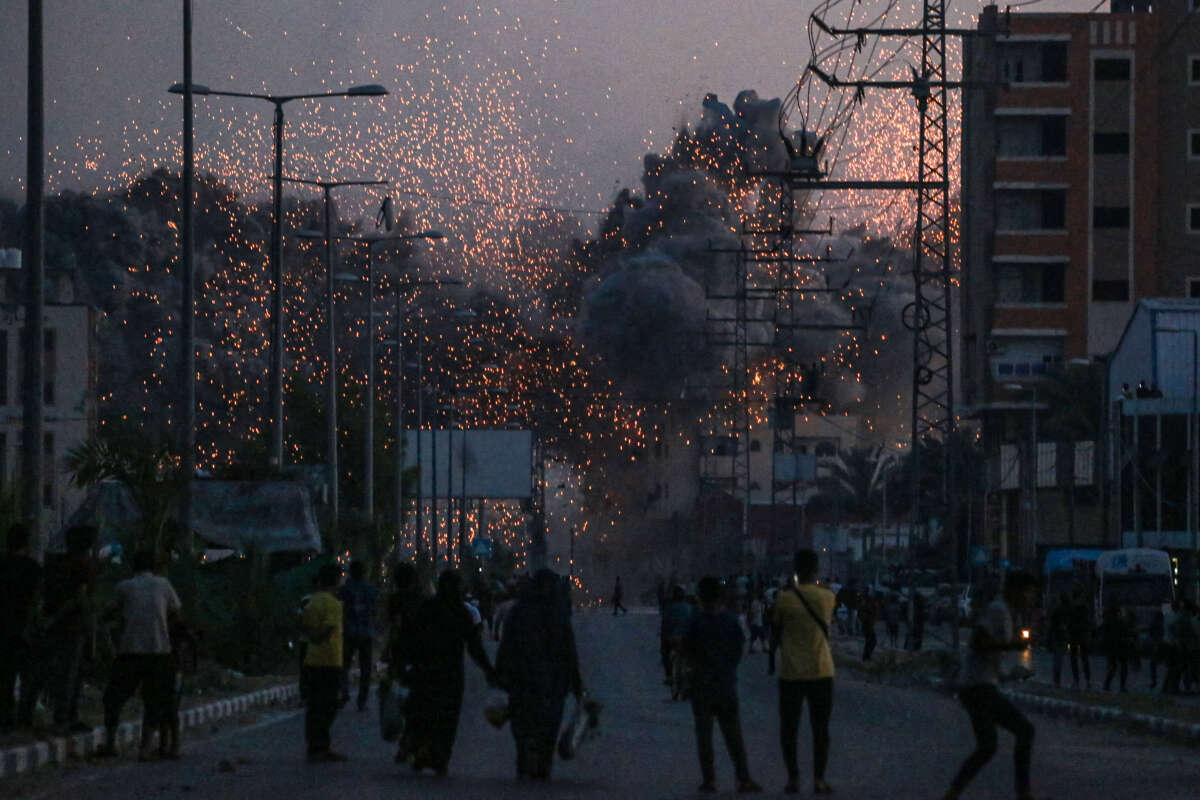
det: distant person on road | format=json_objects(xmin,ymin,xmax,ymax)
[
  {"xmin": 1101, "ymin": 604, "xmax": 1133, "ymax": 692},
  {"xmin": 747, "ymin": 594, "xmax": 766, "ymax": 654},
  {"xmin": 301, "ymin": 563, "xmax": 346, "ymax": 762},
  {"xmin": 96, "ymin": 550, "xmax": 181, "ymax": 760},
  {"xmin": 859, "ymin": 592, "xmax": 879, "ymax": 662},
  {"xmin": 0, "ymin": 523, "xmax": 42, "ymax": 731},
  {"xmin": 338, "ymin": 559, "xmax": 378, "ymax": 712},
  {"xmin": 611, "ymin": 576, "xmax": 628, "ymax": 616},
  {"xmin": 404, "ymin": 570, "xmax": 496, "ymax": 775},
  {"xmin": 683, "ymin": 576, "xmax": 763, "ymax": 794},
  {"xmin": 883, "ymin": 593, "xmax": 902, "ymax": 650},
  {"xmin": 908, "ymin": 593, "xmax": 927, "ymax": 652},
  {"xmin": 496, "ymin": 568, "xmax": 582, "ymax": 780},
  {"xmin": 1066, "ymin": 588, "xmax": 1092, "ymax": 689},
  {"xmin": 661, "ymin": 585, "xmax": 695, "ymax": 681},
  {"xmin": 941, "ymin": 570, "xmax": 1040, "ymax": 800},
  {"xmin": 1048, "ymin": 591, "xmax": 1072, "ymax": 688},
  {"xmin": 775, "ymin": 549, "xmax": 835, "ymax": 795}
]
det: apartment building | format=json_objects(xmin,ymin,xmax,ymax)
[
  {"xmin": 961, "ymin": 1, "xmax": 1200, "ymax": 564},
  {"xmin": 0, "ymin": 303, "xmax": 97, "ymax": 542}
]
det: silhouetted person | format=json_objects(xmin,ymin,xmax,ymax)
[
  {"xmin": 338, "ymin": 559, "xmax": 378, "ymax": 711},
  {"xmin": 1102, "ymin": 604, "xmax": 1132, "ymax": 692},
  {"xmin": 302, "ymin": 563, "xmax": 346, "ymax": 762},
  {"xmin": 496, "ymin": 568, "xmax": 581, "ymax": 779},
  {"xmin": 684, "ymin": 576, "xmax": 762, "ymax": 794},
  {"xmin": 775, "ymin": 549, "xmax": 835, "ymax": 795},
  {"xmin": 1066, "ymin": 588, "xmax": 1092, "ymax": 688},
  {"xmin": 942, "ymin": 571, "xmax": 1040, "ymax": 800},
  {"xmin": 0, "ymin": 523, "xmax": 42, "ymax": 730},
  {"xmin": 34, "ymin": 525, "xmax": 98, "ymax": 734},
  {"xmin": 96, "ymin": 550, "xmax": 181, "ymax": 760},
  {"xmin": 611, "ymin": 576, "xmax": 628, "ymax": 616},
  {"xmin": 404, "ymin": 570, "xmax": 495, "ymax": 775}
]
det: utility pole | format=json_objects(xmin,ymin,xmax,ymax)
[
  {"xmin": 23, "ymin": 0, "xmax": 45, "ymax": 552},
  {"xmin": 179, "ymin": 0, "xmax": 196, "ymax": 567}
]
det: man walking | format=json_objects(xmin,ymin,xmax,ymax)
[
  {"xmin": 942, "ymin": 571, "xmax": 1040, "ymax": 800},
  {"xmin": 96, "ymin": 550, "xmax": 181, "ymax": 759},
  {"xmin": 303, "ymin": 564, "xmax": 346, "ymax": 762},
  {"xmin": 683, "ymin": 576, "xmax": 762, "ymax": 794},
  {"xmin": 0, "ymin": 524, "xmax": 42, "ymax": 730},
  {"xmin": 338, "ymin": 560, "xmax": 378, "ymax": 712},
  {"xmin": 774, "ymin": 549, "xmax": 835, "ymax": 795},
  {"xmin": 611, "ymin": 576, "xmax": 628, "ymax": 616}
]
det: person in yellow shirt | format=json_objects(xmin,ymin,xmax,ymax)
[
  {"xmin": 302, "ymin": 564, "xmax": 346, "ymax": 762},
  {"xmin": 772, "ymin": 549, "xmax": 835, "ymax": 795}
]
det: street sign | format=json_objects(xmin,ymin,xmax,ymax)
[
  {"xmin": 472, "ymin": 537, "xmax": 494, "ymax": 559},
  {"xmin": 970, "ymin": 546, "xmax": 988, "ymax": 567},
  {"xmin": 1000, "ymin": 558, "xmax": 1011, "ymax": 569}
]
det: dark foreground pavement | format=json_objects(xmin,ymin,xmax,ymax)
[{"xmin": 7, "ymin": 608, "xmax": 1199, "ymax": 799}]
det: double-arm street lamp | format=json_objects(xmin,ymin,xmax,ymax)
[
  {"xmin": 297, "ymin": 229, "xmax": 444, "ymax": 523},
  {"xmin": 169, "ymin": 80, "xmax": 388, "ymax": 472},
  {"xmin": 286, "ymin": 177, "xmax": 387, "ymax": 533}
]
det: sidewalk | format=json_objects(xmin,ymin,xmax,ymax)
[
  {"xmin": 831, "ymin": 627, "xmax": 1200, "ymax": 743},
  {"xmin": 0, "ymin": 682, "xmax": 299, "ymax": 779}
]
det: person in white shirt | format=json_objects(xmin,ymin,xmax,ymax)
[{"xmin": 96, "ymin": 550, "xmax": 181, "ymax": 760}]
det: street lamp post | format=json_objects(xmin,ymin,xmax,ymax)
[
  {"xmin": 287, "ymin": 178, "xmax": 386, "ymax": 533},
  {"xmin": 381, "ymin": 278, "xmax": 459, "ymax": 561},
  {"xmin": 1005, "ymin": 383, "xmax": 1039, "ymax": 568},
  {"xmin": 170, "ymin": 81, "xmax": 388, "ymax": 471},
  {"xmin": 299, "ymin": 229, "xmax": 443, "ymax": 525}
]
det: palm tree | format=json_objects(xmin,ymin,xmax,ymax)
[{"xmin": 66, "ymin": 430, "xmax": 187, "ymax": 559}]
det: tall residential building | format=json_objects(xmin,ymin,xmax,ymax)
[
  {"xmin": 961, "ymin": 1, "xmax": 1200, "ymax": 564},
  {"xmin": 0, "ymin": 303, "xmax": 97, "ymax": 542}
]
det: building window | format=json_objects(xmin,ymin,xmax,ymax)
[
  {"xmin": 1189, "ymin": 205, "xmax": 1200, "ymax": 233},
  {"xmin": 994, "ymin": 261, "xmax": 1066, "ymax": 304},
  {"xmin": 1191, "ymin": 56, "xmax": 1200, "ymax": 85},
  {"xmin": 1094, "ymin": 58, "xmax": 1131, "ymax": 81},
  {"xmin": 1093, "ymin": 132, "xmax": 1130, "ymax": 155},
  {"xmin": 1190, "ymin": 130, "xmax": 1200, "ymax": 160},
  {"xmin": 996, "ymin": 189, "xmax": 1067, "ymax": 231},
  {"xmin": 1093, "ymin": 206, "xmax": 1130, "ymax": 228},
  {"xmin": 996, "ymin": 115, "xmax": 1067, "ymax": 158},
  {"xmin": 42, "ymin": 432, "xmax": 53, "ymax": 509},
  {"xmin": 1187, "ymin": 278, "xmax": 1200, "ymax": 299},
  {"xmin": 1093, "ymin": 280, "xmax": 1130, "ymax": 301},
  {"xmin": 1000, "ymin": 41, "xmax": 1068, "ymax": 83},
  {"xmin": 0, "ymin": 432, "xmax": 6, "ymax": 486}
]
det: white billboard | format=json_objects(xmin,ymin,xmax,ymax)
[{"xmin": 405, "ymin": 429, "xmax": 533, "ymax": 499}]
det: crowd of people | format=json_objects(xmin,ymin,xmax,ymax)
[
  {"xmin": 300, "ymin": 560, "xmax": 584, "ymax": 779},
  {"xmin": 0, "ymin": 523, "xmax": 190, "ymax": 760},
  {"xmin": 656, "ymin": 554, "xmax": 1045, "ymax": 799}
]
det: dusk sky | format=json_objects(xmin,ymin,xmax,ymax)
[{"xmin": 1, "ymin": 0, "xmax": 1089, "ymax": 226}]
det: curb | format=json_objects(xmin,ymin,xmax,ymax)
[
  {"xmin": 1001, "ymin": 688, "xmax": 1200, "ymax": 742},
  {"xmin": 0, "ymin": 683, "xmax": 299, "ymax": 780}
]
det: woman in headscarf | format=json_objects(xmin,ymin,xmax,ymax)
[
  {"xmin": 495, "ymin": 568, "xmax": 584, "ymax": 779},
  {"xmin": 403, "ymin": 569, "xmax": 495, "ymax": 775}
]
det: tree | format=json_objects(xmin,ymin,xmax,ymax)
[{"xmin": 66, "ymin": 428, "xmax": 187, "ymax": 559}]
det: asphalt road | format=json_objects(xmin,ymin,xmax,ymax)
[{"xmin": 10, "ymin": 609, "xmax": 1200, "ymax": 799}]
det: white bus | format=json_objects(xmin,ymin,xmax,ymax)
[{"xmin": 1094, "ymin": 548, "xmax": 1175, "ymax": 651}]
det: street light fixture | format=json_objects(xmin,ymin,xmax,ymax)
[
  {"xmin": 170, "ymin": 80, "xmax": 389, "ymax": 472},
  {"xmin": 298, "ymin": 229, "xmax": 444, "ymax": 522}
]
